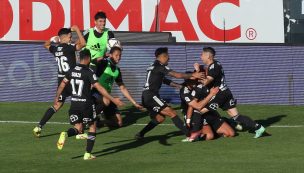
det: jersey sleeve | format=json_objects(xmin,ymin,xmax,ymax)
[
  {"xmin": 115, "ymin": 68, "xmax": 124, "ymax": 86},
  {"xmin": 108, "ymin": 31, "xmax": 115, "ymax": 39},
  {"xmin": 207, "ymin": 63, "xmax": 220, "ymax": 79},
  {"xmin": 163, "ymin": 77, "xmax": 172, "ymax": 85},
  {"xmin": 88, "ymin": 70, "xmax": 98, "ymax": 85},
  {"xmin": 49, "ymin": 45, "xmax": 56, "ymax": 54},
  {"xmin": 158, "ymin": 65, "xmax": 172, "ymax": 76},
  {"xmin": 63, "ymin": 71, "xmax": 72, "ymax": 82},
  {"xmin": 180, "ymin": 86, "xmax": 195, "ymax": 104},
  {"xmin": 194, "ymin": 84, "xmax": 209, "ymax": 100},
  {"xmin": 83, "ymin": 29, "xmax": 89, "ymax": 42}
]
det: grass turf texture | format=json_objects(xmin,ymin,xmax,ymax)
[{"xmin": 0, "ymin": 102, "xmax": 303, "ymax": 173}]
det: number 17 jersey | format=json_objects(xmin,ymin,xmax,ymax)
[{"xmin": 64, "ymin": 64, "xmax": 98, "ymax": 109}]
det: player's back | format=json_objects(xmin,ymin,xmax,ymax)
[
  {"xmin": 207, "ymin": 60, "xmax": 228, "ymax": 91},
  {"xmin": 67, "ymin": 64, "xmax": 97, "ymax": 109},
  {"xmin": 49, "ymin": 43, "xmax": 77, "ymax": 79}
]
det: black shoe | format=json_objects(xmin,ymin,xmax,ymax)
[{"xmin": 135, "ymin": 133, "xmax": 144, "ymax": 140}]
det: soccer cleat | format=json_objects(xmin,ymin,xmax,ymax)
[
  {"xmin": 57, "ymin": 132, "xmax": 67, "ymax": 150},
  {"xmin": 83, "ymin": 152, "xmax": 96, "ymax": 160},
  {"xmin": 134, "ymin": 133, "xmax": 144, "ymax": 140},
  {"xmin": 181, "ymin": 137, "xmax": 194, "ymax": 142},
  {"xmin": 76, "ymin": 133, "xmax": 88, "ymax": 140},
  {"xmin": 254, "ymin": 125, "xmax": 266, "ymax": 138},
  {"xmin": 33, "ymin": 126, "xmax": 42, "ymax": 137}
]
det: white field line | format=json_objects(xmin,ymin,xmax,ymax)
[{"xmin": 0, "ymin": 120, "xmax": 303, "ymax": 128}]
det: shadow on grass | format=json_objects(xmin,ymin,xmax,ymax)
[
  {"xmin": 39, "ymin": 132, "xmax": 60, "ymax": 138},
  {"xmin": 255, "ymin": 114, "xmax": 287, "ymax": 128},
  {"xmin": 72, "ymin": 130, "xmax": 183, "ymax": 159}
]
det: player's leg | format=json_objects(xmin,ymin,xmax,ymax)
[
  {"xmin": 57, "ymin": 109, "xmax": 82, "ymax": 150},
  {"xmin": 135, "ymin": 114, "xmax": 165, "ymax": 140},
  {"xmin": 84, "ymin": 105, "xmax": 98, "ymax": 160},
  {"xmin": 201, "ymin": 124, "xmax": 214, "ymax": 140},
  {"xmin": 226, "ymin": 108, "xmax": 265, "ymax": 138},
  {"xmin": 160, "ymin": 107, "xmax": 189, "ymax": 136},
  {"xmin": 205, "ymin": 111, "xmax": 235, "ymax": 138},
  {"xmin": 182, "ymin": 111, "xmax": 203, "ymax": 142},
  {"xmin": 33, "ymin": 95, "xmax": 65, "ymax": 137}
]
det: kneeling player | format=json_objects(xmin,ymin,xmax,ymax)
[
  {"xmin": 54, "ymin": 49, "xmax": 124, "ymax": 160},
  {"xmin": 180, "ymin": 77, "xmax": 234, "ymax": 142}
]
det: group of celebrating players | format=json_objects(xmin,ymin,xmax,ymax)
[{"xmin": 32, "ymin": 11, "xmax": 266, "ymax": 160}]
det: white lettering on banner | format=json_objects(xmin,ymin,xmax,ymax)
[
  {"xmin": 0, "ymin": 51, "xmax": 57, "ymax": 88},
  {"xmin": 0, "ymin": 0, "xmax": 284, "ymax": 43}
]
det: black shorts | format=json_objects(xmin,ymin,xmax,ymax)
[
  {"xmin": 189, "ymin": 111, "xmax": 204, "ymax": 132},
  {"xmin": 58, "ymin": 78, "xmax": 72, "ymax": 102},
  {"xmin": 142, "ymin": 91, "xmax": 168, "ymax": 117},
  {"xmin": 202, "ymin": 111, "xmax": 225, "ymax": 131},
  {"xmin": 103, "ymin": 101, "xmax": 120, "ymax": 119},
  {"xmin": 206, "ymin": 89, "xmax": 237, "ymax": 111},
  {"xmin": 68, "ymin": 104, "xmax": 97, "ymax": 125}
]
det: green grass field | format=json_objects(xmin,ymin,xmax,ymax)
[{"xmin": 0, "ymin": 102, "xmax": 303, "ymax": 173}]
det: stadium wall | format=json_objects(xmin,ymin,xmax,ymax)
[{"xmin": 0, "ymin": 43, "xmax": 303, "ymax": 105}]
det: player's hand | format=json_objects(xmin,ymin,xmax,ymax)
[
  {"xmin": 210, "ymin": 87, "xmax": 219, "ymax": 96},
  {"xmin": 70, "ymin": 25, "xmax": 79, "ymax": 32},
  {"xmin": 192, "ymin": 71, "xmax": 206, "ymax": 80},
  {"xmin": 193, "ymin": 63, "xmax": 200, "ymax": 72},
  {"xmin": 113, "ymin": 97, "xmax": 125, "ymax": 107},
  {"xmin": 50, "ymin": 36, "xmax": 60, "ymax": 43},
  {"xmin": 134, "ymin": 103, "xmax": 145, "ymax": 111}
]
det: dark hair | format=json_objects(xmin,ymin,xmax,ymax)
[
  {"xmin": 58, "ymin": 28, "xmax": 71, "ymax": 36},
  {"xmin": 183, "ymin": 71, "xmax": 198, "ymax": 85},
  {"xmin": 110, "ymin": 46, "xmax": 122, "ymax": 54},
  {"xmin": 79, "ymin": 49, "xmax": 91, "ymax": 60},
  {"xmin": 94, "ymin": 11, "xmax": 107, "ymax": 20},
  {"xmin": 155, "ymin": 47, "xmax": 168, "ymax": 57},
  {"xmin": 203, "ymin": 47, "xmax": 216, "ymax": 56}
]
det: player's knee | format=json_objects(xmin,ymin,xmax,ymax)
[
  {"xmin": 205, "ymin": 133, "xmax": 214, "ymax": 140},
  {"xmin": 53, "ymin": 102, "xmax": 63, "ymax": 111}
]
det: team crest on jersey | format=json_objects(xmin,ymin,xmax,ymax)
[
  {"xmin": 70, "ymin": 114, "xmax": 79, "ymax": 123},
  {"xmin": 184, "ymin": 87, "xmax": 190, "ymax": 94},
  {"xmin": 209, "ymin": 103, "xmax": 219, "ymax": 110},
  {"xmin": 165, "ymin": 66, "xmax": 171, "ymax": 70},
  {"xmin": 93, "ymin": 74, "xmax": 97, "ymax": 80}
]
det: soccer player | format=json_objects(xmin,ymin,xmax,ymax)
[
  {"xmin": 199, "ymin": 47, "xmax": 266, "ymax": 138},
  {"xmin": 92, "ymin": 46, "xmax": 143, "ymax": 128},
  {"xmin": 180, "ymin": 79, "xmax": 235, "ymax": 142},
  {"xmin": 55, "ymin": 49, "xmax": 124, "ymax": 160},
  {"xmin": 33, "ymin": 26, "xmax": 86, "ymax": 137},
  {"xmin": 83, "ymin": 11, "xmax": 115, "ymax": 72},
  {"xmin": 135, "ymin": 47, "xmax": 204, "ymax": 139}
]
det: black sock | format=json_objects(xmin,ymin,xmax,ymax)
[
  {"xmin": 233, "ymin": 115, "xmax": 259, "ymax": 130},
  {"xmin": 38, "ymin": 107, "xmax": 56, "ymax": 128},
  {"xmin": 67, "ymin": 128, "xmax": 79, "ymax": 137},
  {"xmin": 86, "ymin": 132, "xmax": 96, "ymax": 153},
  {"xmin": 139, "ymin": 120, "xmax": 159, "ymax": 137},
  {"xmin": 171, "ymin": 116, "xmax": 189, "ymax": 136}
]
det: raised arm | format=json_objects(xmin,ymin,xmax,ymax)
[{"xmin": 71, "ymin": 25, "xmax": 86, "ymax": 50}]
